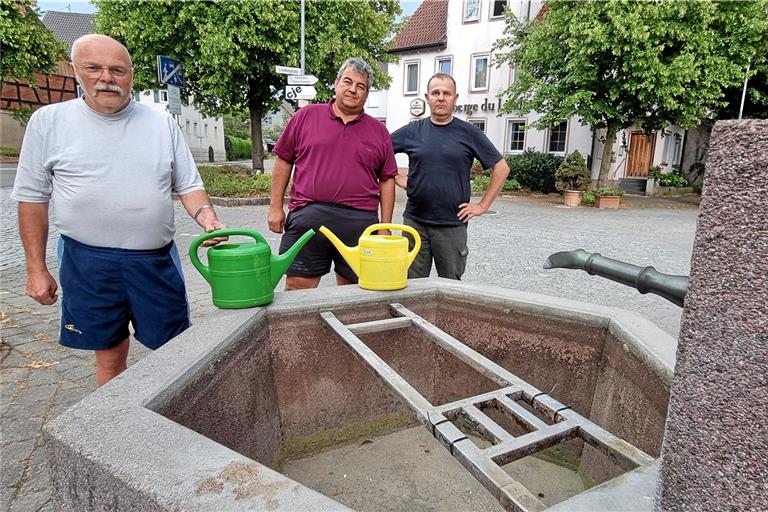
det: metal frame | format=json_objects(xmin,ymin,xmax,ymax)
[{"xmin": 321, "ymin": 303, "xmax": 654, "ymax": 512}]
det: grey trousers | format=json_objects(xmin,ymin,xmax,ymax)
[{"xmin": 404, "ymin": 216, "xmax": 468, "ymax": 280}]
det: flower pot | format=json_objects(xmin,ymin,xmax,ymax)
[
  {"xmin": 596, "ymin": 195, "xmax": 621, "ymax": 209},
  {"xmin": 563, "ymin": 190, "xmax": 583, "ymax": 207}
]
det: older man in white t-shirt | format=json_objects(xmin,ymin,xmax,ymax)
[{"xmin": 12, "ymin": 34, "xmax": 226, "ymax": 386}]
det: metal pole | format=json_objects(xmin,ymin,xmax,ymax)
[
  {"xmin": 738, "ymin": 62, "xmax": 750, "ymax": 120},
  {"xmin": 300, "ymin": 0, "xmax": 305, "ymax": 74}
]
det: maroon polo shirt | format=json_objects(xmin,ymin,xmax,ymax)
[{"xmin": 273, "ymin": 100, "xmax": 398, "ymax": 212}]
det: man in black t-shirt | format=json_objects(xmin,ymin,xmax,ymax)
[{"xmin": 391, "ymin": 73, "xmax": 510, "ymax": 280}]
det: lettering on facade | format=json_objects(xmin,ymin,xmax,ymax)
[{"xmin": 453, "ymin": 97, "xmax": 503, "ymax": 114}]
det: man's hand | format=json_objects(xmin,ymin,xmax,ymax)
[
  {"xmin": 457, "ymin": 202, "xmax": 489, "ymax": 223},
  {"xmin": 197, "ymin": 209, "xmax": 228, "ymax": 246},
  {"xmin": 268, "ymin": 207, "xmax": 286, "ymax": 234},
  {"xmin": 395, "ymin": 174, "xmax": 408, "ymax": 190},
  {"xmin": 26, "ymin": 269, "xmax": 58, "ymax": 305}
]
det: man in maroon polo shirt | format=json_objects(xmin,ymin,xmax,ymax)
[{"xmin": 268, "ymin": 57, "xmax": 397, "ymax": 290}]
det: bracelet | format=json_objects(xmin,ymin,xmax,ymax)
[{"xmin": 193, "ymin": 204, "xmax": 214, "ymax": 222}]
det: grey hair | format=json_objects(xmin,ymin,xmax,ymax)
[{"xmin": 336, "ymin": 57, "xmax": 374, "ymax": 90}]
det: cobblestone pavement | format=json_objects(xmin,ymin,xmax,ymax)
[{"xmin": 0, "ymin": 186, "xmax": 698, "ymax": 511}]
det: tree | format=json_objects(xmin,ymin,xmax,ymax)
[
  {"xmin": 0, "ymin": 0, "xmax": 67, "ymax": 82},
  {"xmin": 494, "ymin": 0, "xmax": 768, "ymax": 183},
  {"xmin": 95, "ymin": 0, "xmax": 400, "ymax": 172}
]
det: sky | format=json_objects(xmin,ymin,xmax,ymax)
[{"xmin": 37, "ymin": 0, "xmax": 421, "ymax": 17}]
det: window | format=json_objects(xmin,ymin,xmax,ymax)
[
  {"xmin": 214, "ymin": 126, "xmax": 218, "ymax": 139},
  {"xmin": 204, "ymin": 124, "xmax": 208, "ymax": 137},
  {"xmin": 469, "ymin": 119, "xmax": 486, "ymax": 132},
  {"xmin": 471, "ymin": 54, "xmax": 490, "ymax": 92},
  {"xmin": 436, "ymin": 57, "xmax": 452, "ymax": 75},
  {"xmin": 491, "ymin": 0, "xmax": 507, "ymax": 18},
  {"xmin": 463, "ymin": 0, "xmax": 480, "ymax": 22},
  {"xmin": 507, "ymin": 120, "xmax": 526, "ymax": 152},
  {"xmin": 548, "ymin": 121, "xmax": 568, "ymax": 153},
  {"xmin": 132, "ymin": 92, "xmax": 140, "ymax": 102},
  {"xmin": 185, "ymin": 120, "xmax": 190, "ymax": 134},
  {"xmin": 671, "ymin": 134, "xmax": 682, "ymax": 165},
  {"xmin": 404, "ymin": 61, "xmax": 420, "ymax": 95},
  {"xmin": 159, "ymin": 90, "xmax": 168, "ymax": 103},
  {"xmin": 153, "ymin": 89, "xmax": 159, "ymax": 103},
  {"xmin": 193, "ymin": 122, "xmax": 198, "ymax": 137}
]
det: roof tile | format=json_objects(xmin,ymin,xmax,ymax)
[{"xmin": 389, "ymin": 0, "xmax": 448, "ymax": 52}]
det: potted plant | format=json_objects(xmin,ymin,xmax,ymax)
[
  {"xmin": 593, "ymin": 186, "xmax": 625, "ymax": 209},
  {"xmin": 555, "ymin": 150, "xmax": 591, "ymax": 206}
]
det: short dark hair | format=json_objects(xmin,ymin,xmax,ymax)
[
  {"xmin": 336, "ymin": 57, "xmax": 373, "ymax": 90},
  {"xmin": 427, "ymin": 73, "xmax": 457, "ymax": 93}
]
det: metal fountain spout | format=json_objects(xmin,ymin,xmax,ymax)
[{"xmin": 543, "ymin": 249, "xmax": 689, "ymax": 307}]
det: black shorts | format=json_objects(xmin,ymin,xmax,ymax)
[{"xmin": 279, "ymin": 202, "xmax": 379, "ymax": 282}]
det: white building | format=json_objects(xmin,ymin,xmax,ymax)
[
  {"xmin": 132, "ymin": 89, "xmax": 226, "ymax": 162},
  {"xmin": 386, "ymin": 0, "xmax": 685, "ymax": 184}
]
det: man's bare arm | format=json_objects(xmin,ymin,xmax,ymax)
[{"xmin": 18, "ymin": 202, "xmax": 58, "ymax": 305}]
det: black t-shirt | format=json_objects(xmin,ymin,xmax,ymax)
[{"xmin": 391, "ymin": 118, "xmax": 502, "ymax": 225}]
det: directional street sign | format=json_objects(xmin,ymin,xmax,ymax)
[
  {"xmin": 275, "ymin": 65, "xmax": 302, "ymax": 76},
  {"xmin": 287, "ymin": 74, "xmax": 318, "ymax": 86},
  {"xmin": 285, "ymin": 85, "xmax": 317, "ymax": 101},
  {"xmin": 157, "ymin": 56, "xmax": 185, "ymax": 87}
]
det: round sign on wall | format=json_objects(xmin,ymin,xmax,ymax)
[{"xmin": 409, "ymin": 98, "xmax": 426, "ymax": 117}]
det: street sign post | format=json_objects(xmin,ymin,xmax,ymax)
[
  {"xmin": 287, "ymin": 74, "xmax": 318, "ymax": 86},
  {"xmin": 285, "ymin": 85, "xmax": 317, "ymax": 101},
  {"xmin": 157, "ymin": 56, "xmax": 185, "ymax": 87},
  {"xmin": 275, "ymin": 65, "xmax": 302, "ymax": 76},
  {"xmin": 167, "ymin": 85, "xmax": 181, "ymax": 115}
]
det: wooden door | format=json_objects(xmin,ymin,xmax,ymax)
[{"xmin": 627, "ymin": 132, "xmax": 654, "ymax": 177}]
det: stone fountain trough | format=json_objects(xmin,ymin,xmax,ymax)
[{"xmin": 44, "ymin": 278, "xmax": 675, "ymax": 511}]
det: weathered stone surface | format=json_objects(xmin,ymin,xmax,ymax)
[{"xmin": 657, "ymin": 120, "xmax": 768, "ymax": 511}]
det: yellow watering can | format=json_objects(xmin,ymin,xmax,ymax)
[{"xmin": 319, "ymin": 223, "xmax": 421, "ymax": 291}]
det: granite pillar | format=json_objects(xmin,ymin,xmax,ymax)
[{"xmin": 657, "ymin": 120, "xmax": 768, "ymax": 510}]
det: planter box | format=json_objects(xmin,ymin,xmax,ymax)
[
  {"xmin": 596, "ymin": 195, "xmax": 621, "ymax": 209},
  {"xmin": 563, "ymin": 190, "xmax": 583, "ymax": 207}
]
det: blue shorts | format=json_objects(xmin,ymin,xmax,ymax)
[{"xmin": 57, "ymin": 235, "xmax": 190, "ymax": 351}]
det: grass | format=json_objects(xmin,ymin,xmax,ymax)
[
  {"xmin": 198, "ymin": 165, "xmax": 272, "ymax": 197},
  {"xmin": 1, "ymin": 146, "xmax": 20, "ymax": 157}
]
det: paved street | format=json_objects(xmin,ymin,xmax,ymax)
[{"xmin": 0, "ymin": 185, "xmax": 698, "ymax": 511}]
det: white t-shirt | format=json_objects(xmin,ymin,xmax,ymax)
[{"xmin": 12, "ymin": 98, "xmax": 204, "ymax": 249}]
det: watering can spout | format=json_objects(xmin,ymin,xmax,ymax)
[
  {"xmin": 318, "ymin": 225, "xmax": 361, "ymax": 277},
  {"xmin": 270, "ymin": 229, "xmax": 316, "ymax": 288}
]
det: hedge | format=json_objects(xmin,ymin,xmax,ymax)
[
  {"xmin": 224, "ymin": 135, "xmax": 252, "ymax": 160},
  {"xmin": 504, "ymin": 150, "xmax": 564, "ymax": 193}
]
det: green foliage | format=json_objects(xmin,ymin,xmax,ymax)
[
  {"xmin": 581, "ymin": 190, "xmax": 596, "ymax": 205},
  {"xmin": 471, "ymin": 175, "xmax": 490, "ymax": 193},
  {"xmin": 0, "ymin": 0, "xmax": 67, "ymax": 82},
  {"xmin": 95, "ymin": 0, "xmax": 400, "ymax": 115},
  {"xmin": 7, "ymin": 105, "xmax": 34, "ymax": 126},
  {"xmin": 555, "ymin": 150, "xmax": 591, "ymax": 192},
  {"xmin": 262, "ymin": 117, "xmax": 287, "ymax": 143},
  {"xmin": 504, "ymin": 149, "xmax": 564, "ymax": 193},
  {"xmin": 651, "ymin": 165, "xmax": 689, "ymax": 187},
  {"xmin": 503, "ymin": 178, "xmax": 521, "ymax": 192},
  {"xmin": 224, "ymin": 135, "xmax": 252, "ymax": 161},
  {"xmin": 593, "ymin": 186, "xmax": 625, "ymax": 197},
  {"xmin": 223, "ymin": 112, "xmax": 251, "ymax": 140},
  {"xmin": 198, "ymin": 165, "xmax": 273, "ymax": 197},
  {"xmin": 1, "ymin": 146, "xmax": 20, "ymax": 157}
]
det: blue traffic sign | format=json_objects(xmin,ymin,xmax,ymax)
[{"xmin": 157, "ymin": 56, "xmax": 185, "ymax": 87}]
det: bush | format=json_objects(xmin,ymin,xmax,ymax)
[
  {"xmin": 198, "ymin": 165, "xmax": 273, "ymax": 197},
  {"xmin": 471, "ymin": 175, "xmax": 490, "ymax": 192},
  {"xmin": 505, "ymin": 150, "xmax": 563, "ymax": 193},
  {"xmin": 593, "ymin": 186, "xmax": 624, "ymax": 197},
  {"xmin": 651, "ymin": 165, "xmax": 689, "ymax": 187},
  {"xmin": 581, "ymin": 190, "xmax": 595, "ymax": 205},
  {"xmin": 503, "ymin": 178, "xmax": 521, "ymax": 192},
  {"xmin": 1, "ymin": 146, "xmax": 20, "ymax": 157},
  {"xmin": 555, "ymin": 150, "xmax": 591, "ymax": 193},
  {"xmin": 224, "ymin": 135, "xmax": 252, "ymax": 160}
]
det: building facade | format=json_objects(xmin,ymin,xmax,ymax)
[{"xmin": 386, "ymin": 0, "xmax": 686, "ymax": 182}]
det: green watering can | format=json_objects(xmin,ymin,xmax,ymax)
[{"xmin": 189, "ymin": 228, "xmax": 315, "ymax": 309}]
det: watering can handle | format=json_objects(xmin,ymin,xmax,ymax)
[
  {"xmin": 362, "ymin": 223, "xmax": 422, "ymax": 266},
  {"xmin": 188, "ymin": 229, "xmax": 268, "ymax": 283}
]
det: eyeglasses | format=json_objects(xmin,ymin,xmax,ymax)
[{"xmin": 75, "ymin": 63, "xmax": 132, "ymax": 78}]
